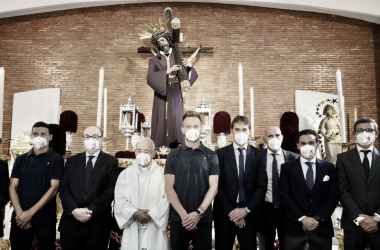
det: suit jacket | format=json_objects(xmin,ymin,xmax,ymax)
[
  {"xmin": 336, "ymin": 147, "xmax": 380, "ymax": 232},
  {"xmin": 214, "ymin": 144, "xmax": 267, "ymax": 222},
  {"xmin": 58, "ymin": 151, "xmax": 119, "ymax": 235},
  {"xmin": 0, "ymin": 160, "xmax": 9, "ymax": 237},
  {"xmin": 262, "ymin": 148, "xmax": 299, "ymax": 165},
  {"xmin": 279, "ymin": 158, "xmax": 339, "ymax": 238}
]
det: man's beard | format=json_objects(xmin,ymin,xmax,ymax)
[{"xmin": 159, "ymin": 44, "xmax": 170, "ymax": 53}]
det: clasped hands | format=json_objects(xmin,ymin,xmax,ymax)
[
  {"xmin": 167, "ymin": 59, "xmax": 192, "ymax": 75},
  {"xmin": 181, "ymin": 212, "xmax": 200, "ymax": 231},
  {"xmin": 301, "ymin": 217, "xmax": 319, "ymax": 232},
  {"xmin": 229, "ymin": 208, "xmax": 248, "ymax": 229},
  {"xmin": 72, "ymin": 208, "xmax": 93, "ymax": 223},
  {"xmin": 133, "ymin": 209, "xmax": 151, "ymax": 224},
  {"xmin": 358, "ymin": 214, "xmax": 378, "ymax": 233},
  {"xmin": 16, "ymin": 210, "xmax": 34, "ymax": 229}
]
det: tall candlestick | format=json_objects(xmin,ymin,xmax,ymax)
[
  {"xmin": 0, "ymin": 68, "xmax": 4, "ymax": 138},
  {"xmin": 250, "ymin": 88, "xmax": 254, "ymax": 137},
  {"xmin": 336, "ymin": 70, "xmax": 346, "ymax": 143},
  {"xmin": 238, "ymin": 63, "xmax": 243, "ymax": 116},
  {"xmin": 97, "ymin": 68, "xmax": 104, "ymax": 127},
  {"xmin": 354, "ymin": 108, "xmax": 357, "ymax": 122},
  {"xmin": 103, "ymin": 88, "xmax": 107, "ymax": 138}
]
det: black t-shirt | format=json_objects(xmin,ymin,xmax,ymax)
[
  {"xmin": 11, "ymin": 147, "xmax": 64, "ymax": 225},
  {"xmin": 164, "ymin": 143, "xmax": 219, "ymax": 222}
]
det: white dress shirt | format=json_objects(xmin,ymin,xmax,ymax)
[
  {"xmin": 298, "ymin": 156, "xmax": 316, "ymax": 221},
  {"xmin": 265, "ymin": 149, "xmax": 285, "ymax": 203},
  {"xmin": 357, "ymin": 145, "xmax": 374, "ymax": 168},
  {"xmin": 233, "ymin": 142, "xmax": 247, "ymax": 203},
  {"xmin": 86, "ymin": 150, "xmax": 100, "ymax": 168}
]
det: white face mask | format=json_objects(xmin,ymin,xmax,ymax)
[
  {"xmin": 136, "ymin": 153, "xmax": 152, "ymax": 167},
  {"xmin": 267, "ymin": 137, "xmax": 282, "ymax": 152},
  {"xmin": 300, "ymin": 144, "xmax": 317, "ymax": 159},
  {"xmin": 234, "ymin": 132, "xmax": 248, "ymax": 146},
  {"xmin": 32, "ymin": 136, "xmax": 49, "ymax": 149},
  {"xmin": 185, "ymin": 128, "xmax": 200, "ymax": 142},
  {"xmin": 84, "ymin": 138, "xmax": 100, "ymax": 151},
  {"xmin": 356, "ymin": 132, "xmax": 375, "ymax": 147}
]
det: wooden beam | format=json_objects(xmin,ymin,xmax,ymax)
[{"xmin": 137, "ymin": 46, "xmax": 217, "ymax": 54}]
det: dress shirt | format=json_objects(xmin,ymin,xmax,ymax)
[
  {"xmin": 357, "ymin": 145, "xmax": 374, "ymax": 169},
  {"xmin": 86, "ymin": 150, "xmax": 100, "ymax": 168},
  {"xmin": 265, "ymin": 149, "xmax": 285, "ymax": 203},
  {"xmin": 233, "ymin": 142, "xmax": 247, "ymax": 203},
  {"xmin": 298, "ymin": 156, "xmax": 316, "ymax": 222}
]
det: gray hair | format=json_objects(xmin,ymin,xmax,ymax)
[{"xmin": 135, "ymin": 137, "xmax": 155, "ymax": 152}]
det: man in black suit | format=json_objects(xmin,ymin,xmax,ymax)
[
  {"xmin": 257, "ymin": 126, "xmax": 299, "ymax": 250},
  {"xmin": 59, "ymin": 126, "xmax": 119, "ymax": 250},
  {"xmin": 214, "ymin": 115, "xmax": 267, "ymax": 250},
  {"xmin": 279, "ymin": 129, "xmax": 339, "ymax": 250},
  {"xmin": 0, "ymin": 159, "xmax": 9, "ymax": 238},
  {"xmin": 336, "ymin": 117, "xmax": 380, "ymax": 249}
]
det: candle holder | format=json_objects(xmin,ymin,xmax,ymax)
[
  {"xmin": 119, "ymin": 96, "xmax": 138, "ymax": 150},
  {"xmin": 101, "ymin": 136, "xmax": 112, "ymax": 154},
  {"xmin": 0, "ymin": 138, "xmax": 11, "ymax": 161},
  {"xmin": 195, "ymin": 98, "xmax": 211, "ymax": 145}
]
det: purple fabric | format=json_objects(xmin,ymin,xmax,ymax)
[{"xmin": 147, "ymin": 54, "xmax": 198, "ymax": 147}]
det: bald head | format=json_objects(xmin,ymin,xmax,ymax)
[
  {"xmin": 263, "ymin": 126, "xmax": 283, "ymax": 153},
  {"xmin": 82, "ymin": 126, "xmax": 103, "ymax": 138},
  {"xmin": 265, "ymin": 126, "xmax": 282, "ymax": 137}
]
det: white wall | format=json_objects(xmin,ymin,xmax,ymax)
[{"xmin": 0, "ymin": 0, "xmax": 379, "ymax": 24}]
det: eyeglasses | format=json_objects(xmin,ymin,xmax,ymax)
[
  {"xmin": 83, "ymin": 135, "xmax": 102, "ymax": 140},
  {"xmin": 355, "ymin": 128, "xmax": 376, "ymax": 133}
]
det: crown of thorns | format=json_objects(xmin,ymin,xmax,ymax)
[{"xmin": 138, "ymin": 18, "xmax": 171, "ymax": 47}]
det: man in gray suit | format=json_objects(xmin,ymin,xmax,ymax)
[
  {"xmin": 257, "ymin": 126, "xmax": 299, "ymax": 250},
  {"xmin": 336, "ymin": 117, "xmax": 380, "ymax": 250}
]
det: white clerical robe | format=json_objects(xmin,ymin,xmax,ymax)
[{"xmin": 114, "ymin": 160, "xmax": 170, "ymax": 250}]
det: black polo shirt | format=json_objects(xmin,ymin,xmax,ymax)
[
  {"xmin": 165, "ymin": 143, "xmax": 219, "ymax": 222},
  {"xmin": 11, "ymin": 147, "xmax": 64, "ymax": 225}
]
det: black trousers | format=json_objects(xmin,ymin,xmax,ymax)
[
  {"xmin": 10, "ymin": 223, "xmax": 56, "ymax": 250},
  {"xmin": 214, "ymin": 216, "xmax": 257, "ymax": 250},
  {"xmin": 170, "ymin": 221, "xmax": 212, "ymax": 250},
  {"xmin": 257, "ymin": 202, "xmax": 286, "ymax": 250},
  {"xmin": 60, "ymin": 231, "xmax": 110, "ymax": 250},
  {"xmin": 344, "ymin": 229, "xmax": 380, "ymax": 250},
  {"xmin": 284, "ymin": 231, "xmax": 331, "ymax": 250}
]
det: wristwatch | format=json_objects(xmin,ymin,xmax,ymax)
[
  {"xmin": 374, "ymin": 214, "xmax": 380, "ymax": 223},
  {"xmin": 314, "ymin": 215, "xmax": 323, "ymax": 223},
  {"xmin": 196, "ymin": 209, "xmax": 205, "ymax": 219},
  {"xmin": 245, "ymin": 207, "xmax": 251, "ymax": 214}
]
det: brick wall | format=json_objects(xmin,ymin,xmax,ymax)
[{"xmin": 0, "ymin": 2, "xmax": 379, "ymax": 156}]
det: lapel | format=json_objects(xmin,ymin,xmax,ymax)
[
  {"xmin": 290, "ymin": 158, "xmax": 310, "ymax": 194},
  {"xmin": 349, "ymin": 147, "xmax": 367, "ymax": 181},
  {"xmin": 244, "ymin": 146, "xmax": 254, "ymax": 183},
  {"xmin": 282, "ymin": 149, "xmax": 288, "ymax": 162},
  {"xmin": 263, "ymin": 149, "xmax": 267, "ymax": 160},
  {"xmin": 311, "ymin": 159, "xmax": 328, "ymax": 196},
  {"xmin": 226, "ymin": 144, "xmax": 239, "ymax": 182},
  {"xmin": 77, "ymin": 152, "xmax": 87, "ymax": 191},
  {"xmin": 85, "ymin": 151, "xmax": 106, "ymax": 194},
  {"xmin": 368, "ymin": 147, "xmax": 380, "ymax": 184}
]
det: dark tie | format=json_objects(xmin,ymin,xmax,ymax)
[
  {"xmin": 238, "ymin": 148, "xmax": 247, "ymax": 206},
  {"xmin": 361, "ymin": 150, "xmax": 371, "ymax": 179},
  {"xmin": 272, "ymin": 154, "xmax": 280, "ymax": 207},
  {"xmin": 86, "ymin": 156, "xmax": 95, "ymax": 188},
  {"xmin": 305, "ymin": 162, "xmax": 314, "ymax": 191}
]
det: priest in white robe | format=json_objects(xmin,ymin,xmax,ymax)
[{"xmin": 114, "ymin": 137, "xmax": 170, "ymax": 250}]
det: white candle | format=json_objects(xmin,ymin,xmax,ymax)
[
  {"xmin": 354, "ymin": 108, "xmax": 357, "ymax": 122},
  {"xmin": 336, "ymin": 70, "xmax": 346, "ymax": 143},
  {"xmin": 103, "ymin": 88, "xmax": 107, "ymax": 138},
  {"xmin": 97, "ymin": 68, "xmax": 104, "ymax": 127},
  {"xmin": 0, "ymin": 68, "xmax": 4, "ymax": 138},
  {"xmin": 250, "ymin": 88, "xmax": 254, "ymax": 137},
  {"xmin": 238, "ymin": 63, "xmax": 243, "ymax": 116}
]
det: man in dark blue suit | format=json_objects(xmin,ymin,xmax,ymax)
[
  {"xmin": 279, "ymin": 129, "xmax": 339, "ymax": 250},
  {"xmin": 214, "ymin": 115, "xmax": 267, "ymax": 250}
]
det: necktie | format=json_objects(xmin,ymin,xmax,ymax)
[
  {"xmin": 305, "ymin": 162, "xmax": 314, "ymax": 191},
  {"xmin": 272, "ymin": 154, "xmax": 280, "ymax": 207},
  {"xmin": 237, "ymin": 148, "xmax": 247, "ymax": 206},
  {"xmin": 86, "ymin": 156, "xmax": 95, "ymax": 188},
  {"xmin": 361, "ymin": 150, "xmax": 371, "ymax": 179}
]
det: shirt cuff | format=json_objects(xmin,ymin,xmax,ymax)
[
  {"xmin": 298, "ymin": 216, "xmax": 306, "ymax": 221},
  {"xmin": 375, "ymin": 213, "xmax": 380, "ymax": 217},
  {"xmin": 353, "ymin": 217, "xmax": 361, "ymax": 226}
]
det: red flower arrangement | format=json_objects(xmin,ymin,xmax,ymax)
[
  {"xmin": 49, "ymin": 124, "xmax": 66, "ymax": 156},
  {"xmin": 115, "ymin": 151, "xmax": 136, "ymax": 158},
  {"xmin": 59, "ymin": 110, "xmax": 78, "ymax": 133},
  {"xmin": 280, "ymin": 112, "xmax": 300, "ymax": 154},
  {"xmin": 213, "ymin": 111, "xmax": 231, "ymax": 134},
  {"xmin": 137, "ymin": 113, "xmax": 146, "ymax": 133}
]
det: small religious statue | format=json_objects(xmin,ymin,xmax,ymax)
[
  {"xmin": 139, "ymin": 8, "xmax": 198, "ymax": 148},
  {"xmin": 318, "ymin": 104, "xmax": 341, "ymax": 164}
]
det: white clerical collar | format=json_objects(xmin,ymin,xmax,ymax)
[
  {"xmin": 233, "ymin": 142, "xmax": 247, "ymax": 151},
  {"xmin": 267, "ymin": 148, "xmax": 282, "ymax": 156},
  {"xmin": 300, "ymin": 155, "xmax": 316, "ymax": 165},
  {"xmin": 357, "ymin": 145, "xmax": 374, "ymax": 154}
]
